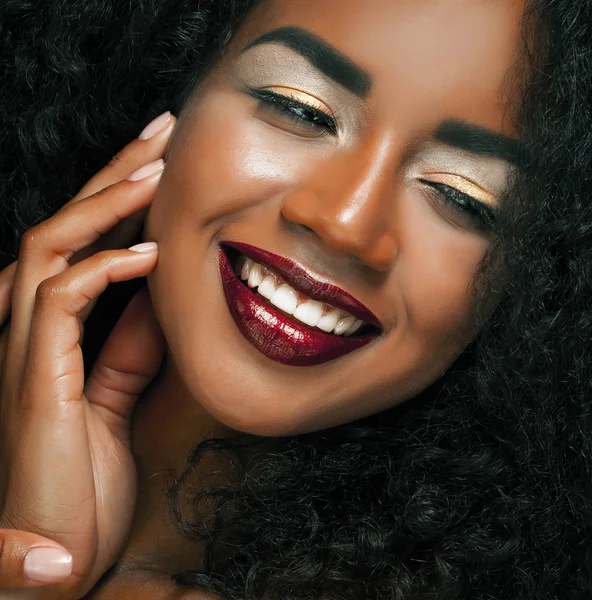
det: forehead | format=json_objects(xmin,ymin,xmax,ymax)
[{"xmin": 230, "ymin": 0, "xmax": 526, "ymax": 137}]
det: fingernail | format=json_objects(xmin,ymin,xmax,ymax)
[
  {"xmin": 128, "ymin": 241, "xmax": 158, "ymax": 253},
  {"xmin": 138, "ymin": 111, "xmax": 172, "ymax": 140},
  {"xmin": 128, "ymin": 159, "xmax": 164, "ymax": 182},
  {"xmin": 24, "ymin": 547, "xmax": 73, "ymax": 583}
]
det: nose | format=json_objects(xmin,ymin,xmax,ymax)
[{"xmin": 281, "ymin": 130, "xmax": 401, "ymax": 272}]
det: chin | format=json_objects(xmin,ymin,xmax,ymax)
[{"xmin": 176, "ymin": 344, "xmax": 334, "ymax": 437}]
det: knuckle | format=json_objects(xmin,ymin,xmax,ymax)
[
  {"xmin": 85, "ymin": 178, "xmax": 133, "ymax": 210},
  {"xmin": 19, "ymin": 228, "xmax": 43, "ymax": 255},
  {"xmin": 107, "ymin": 151, "xmax": 123, "ymax": 168},
  {"xmin": 96, "ymin": 249, "xmax": 123, "ymax": 268},
  {"xmin": 89, "ymin": 183, "xmax": 121, "ymax": 204},
  {"xmin": 107, "ymin": 148, "xmax": 129, "ymax": 169},
  {"xmin": 35, "ymin": 278, "xmax": 63, "ymax": 304}
]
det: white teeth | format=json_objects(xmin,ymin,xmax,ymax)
[
  {"xmin": 344, "ymin": 319, "xmax": 363, "ymax": 336},
  {"xmin": 236, "ymin": 253, "xmax": 369, "ymax": 335},
  {"xmin": 317, "ymin": 309, "xmax": 341, "ymax": 333},
  {"xmin": 334, "ymin": 314, "xmax": 356, "ymax": 336},
  {"xmin": 270, "ymin": 284, "xmax": 298, "ymax": 314},
  {"xmin": 257, "ymin": 275, "xmax": 277, "ymax": 300},
  {"xmin": 293, "ymin": 300, "xmax": 324, "ymax": 328},
  {"xmin": 247, "ymin": 263, "xmax": 263, "ymax": 288},
  {"xmin": 241, "ymin": 258, "xmax": 253, "ymax": 281}
]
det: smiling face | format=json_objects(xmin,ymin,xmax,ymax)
[{"xmin": 145, "ymin": 0, "xmax": 525, "ymax": 436}]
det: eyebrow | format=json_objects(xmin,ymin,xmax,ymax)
[
  {"xmin": 243, "ymin": 26, "xmax": 372, "ymax": 97},
  {"xmin": 435, "ymin": 120, "xmax": 524, "ymax": 165}
]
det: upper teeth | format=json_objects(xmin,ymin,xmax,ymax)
[{"xmin": 237, "ymin": 256, "xmax": 364, "ymax": 336}]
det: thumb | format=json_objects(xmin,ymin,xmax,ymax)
[
  {"xmin": 0, "ymin": 529, "xmax": 73, "ymax": 588},
  {"xmin": 84, "ymin": 285, "xmax": 165, "ymax": 439}
]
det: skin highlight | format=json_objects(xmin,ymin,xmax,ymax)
[
  {"xmin": 82, "ymin": 0, "xmax": 527, "ymax": 597},
  {"xmin": 143, "ymin": 0, "xmax": 522, "ymax": 435},
  {"xmin": 1, "ymin": 0, "xmax": 591, "ymax": 595}
]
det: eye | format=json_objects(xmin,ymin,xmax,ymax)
[
  {"xmin": 419, "ymin": 179, "xmax": 497, "ymax": 233},
  {"xmin": 247, "ymin": 87, "xmax": 337, "ymax": 136}
]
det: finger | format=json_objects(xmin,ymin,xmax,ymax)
[
  {"xmin": 85, "ymin": 285, "xmax": 165, "ymax": 443},
  {"xmin": 69, "ymin": 205, "xmax": 147, "ymax": 268},
  {"xmin": 72, "ymin": 210, "xmax": 146, "ymax": 325},
  {"xmin": 16, "ymin": 244, "xmax": 159, "ymax": 415},
  {"xmin": 0, "ymin": 247, "xmax": 159, "ymax": 558},
  {"xmin": 62, "ymin": 113, "xmax": 174, "ymax": 272},
  {"xmin": 62, "ymin": 113, "xmax": 174, "ymax": 274},
  {"xmin": 5, "ymin": 163, "xmax": 164, "ymax": 386},
  {"xmin": 0, "ymin": 529, "xmax": 72, "ymax": 588},
  {"xmin": 54, "ymin": 114, "xmax": 174, "ymax": 327},
  {"xmin": 66, "ymin": 111, "xmax": 176, "ymax": 208}
]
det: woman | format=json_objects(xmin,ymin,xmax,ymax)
[{"xmin": 0, "ymin": 0, "xmax": 590, "ymax": 598}]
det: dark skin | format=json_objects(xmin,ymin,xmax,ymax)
[
  {"xmin": 144, "ymin": 0, "xmax": 522, "ymax": 439},
  {"xmin": 0, "ymin": 0, "xmax": 526, "ymax": 598}
]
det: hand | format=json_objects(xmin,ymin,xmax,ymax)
[{"xmin": 0, "ymin": 112, "xmax": 175, "ymax": 599}]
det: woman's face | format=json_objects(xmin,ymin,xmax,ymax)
[{"xmin": 145, "ymin": 0, "xmax": 524, "ymax": 436}]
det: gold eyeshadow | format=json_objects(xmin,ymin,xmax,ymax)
[
  {"xmin": 261, "ymin": 86, "xmax": 335, "ymax": 119},
  {"xmin": 422, "ymin": 173, "xmax": 497, "ymax": 207}
]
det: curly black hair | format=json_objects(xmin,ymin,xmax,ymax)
[{"xmin": 1, "ymin": 1, "xmax": 591, "ymax": 599}]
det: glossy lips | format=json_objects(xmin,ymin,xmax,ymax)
[{"xmin": 218, "ymin": 242, "xmax": 381, "ymax": 367}]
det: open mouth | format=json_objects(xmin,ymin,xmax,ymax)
[
  {"xmin": 230, "ymin": 249, "xmax": 378, "ymax": 337},
  {"xmin": 218, "ymin": 243, "xmax": 381, "ymax": 367}
]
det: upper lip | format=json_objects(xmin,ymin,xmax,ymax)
[{"xmin": 221, "ymin": 241, "xmax": 383, "ymax": 331}]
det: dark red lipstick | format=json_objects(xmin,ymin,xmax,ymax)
[
  {"xmin": 222, "ymin": 241, "xmax": 382, "ymax": 329},
  {"xmin": 218, "ymin": 243, "xmax": 381, "ymax": 367}
]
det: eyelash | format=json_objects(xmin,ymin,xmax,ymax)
[
  {"xmin": 419, "ymin": 179, "xmax": 497, "ymax": 233},
  {"xmin": 248, "ymin": 88, "xmax": 496, "ymax": 233},
  {"xmin": 248, "ymin": 88, "xmax": 338, "ymax": 135}
]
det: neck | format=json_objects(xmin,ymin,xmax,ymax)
[{"xmin": 115, "ymin": 352, "xmax": 232, "ymax": 576}]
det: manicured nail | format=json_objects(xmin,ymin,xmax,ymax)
[
  {"xmin": 128, "ymin": 159, "xmax": 164, "ymax": 181},
  {"xmin": 24, "ymin": 547, "xmax": 73, "ymax": 583},
  {"xmin": 128, "ymin": 241, "xmax": 158, "ymax": 253},
  {"xmin": 138, "ymin": 111, "xmax": 172, "ymax": 140}
]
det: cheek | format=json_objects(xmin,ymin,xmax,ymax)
[
  {"xmin": 150, "ymin": 87, "xmax": 330, "ymax": 231},
  {"xmin": 397, "ymin": 197, "xmax": 490, "ymax": 349},
  {"xmin": 142, "ymin": 85, "xmax": 495, "ymax": 435}
]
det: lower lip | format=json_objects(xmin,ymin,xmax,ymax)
[{"xmin": 218, "ymin": 247, "xmax": 377, "ymax": 367}]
